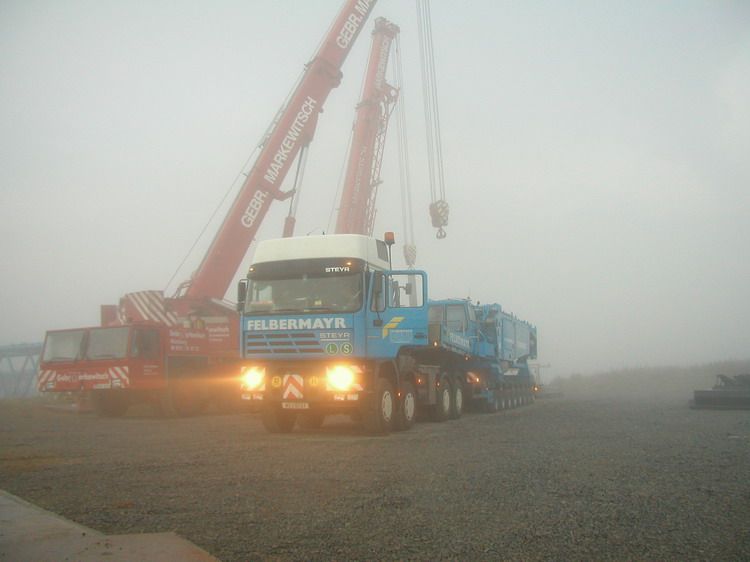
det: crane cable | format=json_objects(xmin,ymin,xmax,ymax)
[
  {"xmin": 165, "ymin": 67, "xmax": 307, "ymax": 296},
  {"xmin": 165, "ymin": 143, "xmax": 261, "ymax": 296},
  {"xmin": 326, "ymin": 126, "xmax": 356, "ymax": 235},
  {"xmin": 417, "ymin": 0, "xmax": 449, "ymax": 239},
  {"xmin": 281, "ymin": 143, "xmax": 310, "ymax": 237},
  {"xmin": 393, "ymin": 34, "xmax": 417, "ymax": 268}
]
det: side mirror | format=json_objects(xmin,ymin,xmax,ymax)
[{"xmin": 236, "ymin": 279, "xmax": 248, "ymax": 312}]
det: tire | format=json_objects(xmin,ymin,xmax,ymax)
[
  {"xmin": 297, "ymin": 412, "xmax": 325, "ymax": 430},
  {"xmin": 92, "ymin": 390, "xmax": 129, "ymax": 417},
  {"xmin": 431, "ymin": 378, "xmax": 452, "ymax": 422},
  {"xmin": 394, "ymin": 381, "xmax": 417, "ymax": 431},
  {"xmin": 160, "ymin": 379, "xmax": 205, "ymax": 417},
  {"xmin": 362, "ymin": 378, "xmax": 395, "ymax": 435},
  {"xmin": 261, "ymin": 406, "xmax": 297, "ymax": 433},
  {"xmin": 450, "ymin": 381, "xmax": 464, "ymax": 419}
]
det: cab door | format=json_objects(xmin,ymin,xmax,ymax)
[
  {"xmin": 366, "ymin": 270, "xmax": 429, "ymax": 359},
  {"xmin": 129, "ymin": 327, "xmax": 164, "ymax": 388}
]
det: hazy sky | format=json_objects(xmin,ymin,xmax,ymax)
[{"xmin": 1, "ymin": 0, "xmax": 748, "ymax": 378}]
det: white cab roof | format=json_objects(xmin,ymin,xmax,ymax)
[{"xmin": 252, "ymin": 234, "xmax": 390, "ymax": 270}]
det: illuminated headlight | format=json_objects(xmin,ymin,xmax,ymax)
[
  {"xmin": 466, "ymin": 372, "xmax": 481, "ymax": 385},
  {"xmin": 326, "ymin": 365, "xmax": 358, "ymax": 392},
  {"xmin": 241, "ymin": 366, "xmax": 266, "ymax": 391}
]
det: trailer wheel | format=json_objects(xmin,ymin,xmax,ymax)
[
  {"xmin": 261, "ymin": 406, "xmax": 297, "ymax": 433},
  {"xmin": 92, "ymin": 390, "xmax": 129, "ymax": 417},
  {"xmin": 450, "ymin": 382, "xmax": 464, "ymax": 419},
  {"xmin": 431, "ymin": 378, "xmax": 452, "ymax": 422},
  {"xmin": 362, "ymin": 377, "xmax": 395, "ymax": 435},
  {"xmin": 485, "ymin": 390, "xmax": 500, "ymax": 413},
  {"xmin": 394, "ymin": 381, "xmax": 416, "ymax": 431},
  {"xmin": 297, "ymin": 412, "xmax": 325, "ymax": 430}
]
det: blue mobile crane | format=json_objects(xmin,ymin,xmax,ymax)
[{"xmin": 237, "ymin": 233, "xmax": 537, "ymax": 434}]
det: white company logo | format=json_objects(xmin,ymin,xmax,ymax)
[
  {"xmin": 262, "ymin": 96, "xmax": 317, "ymax": 186},
  {"xmin": 241, "ymin": 190, "xmax": 268, "ymax": 228},
  {"xmin": 335, "ymin": 0, "xmax": 375, "ymax": 49},
  {"xmin": 246, "ymin": 317, "xmax": 346, "ymax": 331}
]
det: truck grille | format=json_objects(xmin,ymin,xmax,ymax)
[{"xmin": 244, "ymin": 332, "xmax": 324, "ymax": 355}]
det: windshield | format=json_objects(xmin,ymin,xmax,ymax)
[
  {"xmin": 42, "ymin": 330, "xmax": 85, "ymax": 362},
  {"xmin": 245, "ymin": 272, "xmax": 363, "ymax": 314},
  {"xmin": 86, "ymin": 327, "xmax": 129, "ymax": 359}
]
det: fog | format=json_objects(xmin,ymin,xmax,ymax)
[{"xmin": 1, "ymin": 1, "xmax": 748, "ymax": 379}]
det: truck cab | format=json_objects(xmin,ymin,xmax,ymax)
[
  {"xmin": 39, "ymin": 325, "xmax": 165, "ymax": 415},
  {"xmin": 237, "ymin": 234, "xmax": 428, "ymax": 433},
  {"xmin": 39, "ymin": 318, "xmax": 238, "ymax": 417}
]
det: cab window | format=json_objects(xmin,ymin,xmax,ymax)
[
  {"xmin": 446, "ymin": 304, "xmax": 467, "ymax": 332},
  {"xmin": 388, "ymin": 274, "xmax": 424, "ymax": 308},
  {"xmin": 132, "ymin": 329, "xmax": 160, "ymax": 359}
]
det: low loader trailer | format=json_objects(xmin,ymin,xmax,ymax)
[{"xmin": 237, "ymin": 233, "xmax": 538, "ymax": 434}]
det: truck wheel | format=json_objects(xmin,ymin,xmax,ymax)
[
  {"xmin": 394, "ymin": 381, "xmax": 416, "ymax": 431},
  {"xmin": 297, "ymin": 412, "xmax": 325, "ymax": 430},
  {"xmin": 261, "ymin": 406, "xmax": 297, "ymax": 433},
  {"xmin": 431, "ymin": 379, "xmax": 452, "ymax": 422},
  {"xmin": 362, "ymin": 378, "xmax": 395, "ymax": 435},
  {"xmin": 93, "ymin": 391, "xmax": 129, "ymax": 417},
  {"xmin": 450, "ymin": 382, "xmax": 464, "ymax": 419}
]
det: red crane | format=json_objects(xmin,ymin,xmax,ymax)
[
  {"xmin": 187, "ymin": 0, "xmax": 379, "ymax": 299},
  {"xmin": 334, "ymin": 17, "xmax": 400, "ymax": 236},
  {"xmin": 38, "ymin": 0, "xmax": 379, "ymax": 416}
]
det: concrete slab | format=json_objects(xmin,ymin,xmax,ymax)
[{"xmin": 0, "ymin": 490, "xmax": 218, "ymax": 561}]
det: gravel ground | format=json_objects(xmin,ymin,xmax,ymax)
[{"xmin": 1, "ymin": 387, "xmax": 749, "ymax": 561}]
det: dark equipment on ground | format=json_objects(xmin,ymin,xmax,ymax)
[{"xmin": 691, "ymin": 374, "xmax": 750, "ymax": 410}]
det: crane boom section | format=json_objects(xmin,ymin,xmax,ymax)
[
  {"xmin": 335, "ymin": 17, "xmax": 399, "ymax": 236},
  {"xmin": 186, "ymin": 0, "xmax": 378, "ymax": 300}
]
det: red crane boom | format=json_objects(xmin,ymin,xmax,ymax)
[
  {"xmin": 186, "ymin": 0, "xmax": 378, "ymax": 299},
  {"xmin": 334, "ymin": 17, "xmax": 399, "ymax": 236}
]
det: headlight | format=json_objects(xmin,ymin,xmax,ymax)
[
  {"xmin": 241, "ymin": 366, "xmax": 265, "ymax": 390},
  {"xmin": 326, "ymin": 365, "xmax": 357, "ymax": 392}
]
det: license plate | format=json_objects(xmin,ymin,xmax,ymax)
[{"xmin": 282, "ymin": 402, "xmax": 309, "ymax": 410}]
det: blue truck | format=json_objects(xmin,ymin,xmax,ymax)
[{"xmin": 237, "ymin": 234, "xmax": 537, "ymax": 434}]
